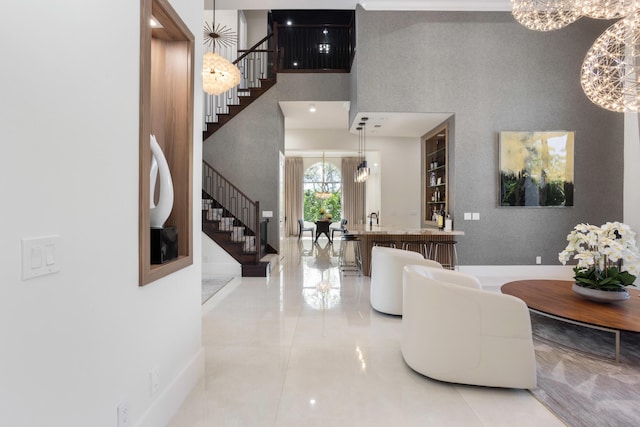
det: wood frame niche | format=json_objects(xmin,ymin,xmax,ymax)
[{"xmin": 139, "ymin": 0, "xmax": 194, "ymax": 285}]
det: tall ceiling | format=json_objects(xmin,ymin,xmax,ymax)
[
  {"xmin": 210, "ymin": 0, "xmax": 512, "ymax": 151},
  {"xmin": 211, "ymin": 1, "xmax": 511, "ymax": 11}
]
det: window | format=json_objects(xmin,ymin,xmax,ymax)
[{"xmin": 303, "ymin": 161, "xmax": 342, "ymax": 221}]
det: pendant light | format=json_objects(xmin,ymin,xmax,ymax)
[
  {"xmin": 315, "ymin": 152, "xmax": 332, "ymax": 199},
  {"xmin": 355, "ymin": 117, "xmax": 369, "ymax": 183},
  {"xmin": 202, "ymin": 0, "xmax": 241, "ymax": 95}
]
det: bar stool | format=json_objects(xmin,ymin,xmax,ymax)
[
  {"xmin": 401, "ymin": 241, "xmax": 429, "ymax": 258},
  {"xmin": 339, "ymin": 234, "xmax": 362, "ymax": 275},
  {"xmin": 372, "ymin": 241, "xmax": 396, "ymax": 249},
  {"xmin": 432, "ymin": 240, "xmax": 458, "ymax": 270}
]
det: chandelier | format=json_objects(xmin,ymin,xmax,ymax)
[
  {"xmin": 512, "ymin": 0, "xmax": 640, "ymax": 112},
  {"xmin": 581, "ymin": 11, "xmax": 640, "ymax": 111},
  {"xmin": 315, "ymin": 152, "xmax": 332, "ymax": 199},
  {"xmin": 575, "ymin": 0, "xmax": 640, "ymax": 19},
  {"xmin": 511, "ymin": 0, "xmax": 580, "ymax": 31},
  {"xmin": 355, "ymin": 117, "xmax": 369, "ymax": 183},
  {"xmin": 202, "ymin": 0, "xmax": 241, "ymax": 95}
]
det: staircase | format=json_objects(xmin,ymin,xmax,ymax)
[
  {"xmin": 202, "ymin": 161, "xmax": 272, "ymax": 277},
  {"xmin": 201, "ymin": 18, "xmax": 356, "ymax": 275},
  {"xmin": 203, "ymin": 78, "xmax": 276, "ymax": 139}
]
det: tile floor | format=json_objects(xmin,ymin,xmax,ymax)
[{"xmin": 168, "ymin": 237, "xmax": 564, "ymax": 427}]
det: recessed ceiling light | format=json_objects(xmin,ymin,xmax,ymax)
[
  {"xmin": 309, "ymin": 104, "xmax": 316, "ymax": 113},
  {"xmin": 286, "ymin": 20, "xmax": 292, "ymax": 26}
]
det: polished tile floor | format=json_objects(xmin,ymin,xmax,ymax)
[{"xmin": 169, "ymin": 237, "xmax": 563, "ymax": 427}]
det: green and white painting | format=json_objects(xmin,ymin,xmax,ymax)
[{"xmin": 499, "ymin": 131, "xmax": 574, "ymax": 207}]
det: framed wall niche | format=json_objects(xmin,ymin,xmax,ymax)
[
  {"xmin": 499, "ymin": 131, "xmax": 574, "ymax": 208},
  {"xmin": 139, "ymin": 0, "xmax": 194, "ymax": 285}
]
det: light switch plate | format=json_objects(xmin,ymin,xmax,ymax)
[
  {"xmin": 472, "ymin": 213, "xmax": 480, "ymax": 221},
  {"xmin": 463, "ymin": 212, "xmax": 471, "ymax": 220},
  {"xmin": 22, "ymin": 235, "xmax": 60, "ymax": 280}
]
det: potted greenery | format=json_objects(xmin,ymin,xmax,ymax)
[{"xmin": 559, "ymin": 222, "xmax": 639, "ymax": 302}]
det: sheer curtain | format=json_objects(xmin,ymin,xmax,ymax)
[
  {"xmin": 285, "ymin": 157, "xmax": 304, "ymax": 236},
  {"xmin": 342, "ymin": 157, "xmax": 366, "ymax": 227}
]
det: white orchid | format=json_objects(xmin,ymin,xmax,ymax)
[{"xmin": 558, "ymin": 222, "xmax": 639, "ymax": 290}]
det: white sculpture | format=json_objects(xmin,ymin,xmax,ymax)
[{"xmin": 149, "ymin": 134, "xmax": 174, "ymax": 229}]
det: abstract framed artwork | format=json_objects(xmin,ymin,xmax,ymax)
[{"xmin": 499, "ymin": 131, "xmax": 574, "ymax": 207}]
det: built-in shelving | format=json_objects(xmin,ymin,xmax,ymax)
[{"xmin": 423, "ymin": 124, "xmax": 449, "ymax": 225}]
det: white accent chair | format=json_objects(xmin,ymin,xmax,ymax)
[
  {"xmin": 370, "ymin": 246, "xmax": 442, "ymax": 315},
  {"xmin": 401, "ymin": 265, "xmax": 537, "ymax": 389}
]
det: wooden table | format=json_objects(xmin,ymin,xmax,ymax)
[
  {"xmin": 502, "ymin": 280, "xmax": 640, "ymax": 362},
  {"xmin": 315, "ymin": 220, "xmax": 332, "ymax": 242}
]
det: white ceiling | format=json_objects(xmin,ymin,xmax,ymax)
[
  {"xmin": 279, "ymin": 101, "xmax": 452, "ymax": 138},
  {"xmin": 212, "ymin": 0, "xmax": 511, "ymax": 11}
]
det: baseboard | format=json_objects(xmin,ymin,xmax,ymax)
[
  {"xmin": 458, "ymin": 265, "xmax": 574, "ymax": 280},
  {"xmin": 136, "ymin": 347, "xmax": 205, "ymax": 427}
]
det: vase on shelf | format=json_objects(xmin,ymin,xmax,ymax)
[{"xmin": 571, "ymin": 283, "xmax": 630, "ymax": 303}]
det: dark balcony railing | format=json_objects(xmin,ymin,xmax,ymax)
[
  {"xmin": 203, "ymin": 13, "xmax": 355, "ymax": 130},
  {"xmin": 274, "ymin": 22, "xmax": 355, "ymax": 72}
]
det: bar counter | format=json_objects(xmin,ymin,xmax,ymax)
[{"xmin": 344, "ymin": 225, "xmax": 464, "ymax": 275}]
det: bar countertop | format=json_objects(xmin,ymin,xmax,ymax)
[{"xmin": 345, "ymin": 224, "xmax": 464, "ymax": 236}]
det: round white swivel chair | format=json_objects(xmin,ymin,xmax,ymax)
[
  {"xmin": 401, "ymin": 265, "xmax": 537, "ymax": 389},
  {"xmin": 370, "ymin": 246, "xmax": 442, "ymax": 315}
]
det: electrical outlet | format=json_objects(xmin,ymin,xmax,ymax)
[
  {"xmin": 117, "ymin": 400, "xmax": 130, "ymax": 427},
  {"xmin": 150, "ymin": 366, "xmax": 160, "ymax": 395},
  {"xmin": 536, "ymin": 256, "xmax": 542, "ymax": 265}
]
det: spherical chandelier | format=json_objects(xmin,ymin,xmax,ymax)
[
  {"xmin": 202, "ymin": 52, "xmax": 241, "ymax": 96},
  {"xmin": 202, "ymin": 0, "xmax": 240, "ymax": 96},
  {"xmin": 511, "ymin": 0, "xmax": 581, "ymax": 31},
  {"xmin": 512, "ymin": 0, "xmax": 640, "ymax": 111},
  {"xmin": 581, "ymin": 11, "xmax": 640, "ymax": 112},
  {"xmin": 574, "ymin": 0, "xmax": 640, "ymax": 19}
]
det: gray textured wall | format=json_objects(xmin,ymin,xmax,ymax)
[
  {"xmin": 356, "ymin": 9, "xmax": 624, "ymax": 265},
  {"xmin": 203, "ymin": 73, "xmax": 350, "ymax": 251}
]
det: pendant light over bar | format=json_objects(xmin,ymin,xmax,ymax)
[{"xmin": 355, "ymin": 117, "xmax": 370, "ymax": 183}]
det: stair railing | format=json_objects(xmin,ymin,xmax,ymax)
[
  {"xmin": 203, "ymin": 160, "xmax": 261, "ymax": 264},
  {"xmin": 203, "ymin": 33, "xmax": 276, "ymax": 127}
]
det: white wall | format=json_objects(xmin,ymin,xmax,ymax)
[
  {"xmin": 245, "ymin": 10, "xmax": 269, "ymax": 46},
  {"xmin": 205, "ymin": 9, "xmax": 238, "ymax": 60},
  {"xmin": 202, "ymin": 232, "xmax": 242, "ymax": 276},
  {"xmin": 0, "ymin": 1, "xmax": 203, "ymax": 426},
  {"xmin": 286, "ymin": 129, "xmax": 420, "ymax": 228}
]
